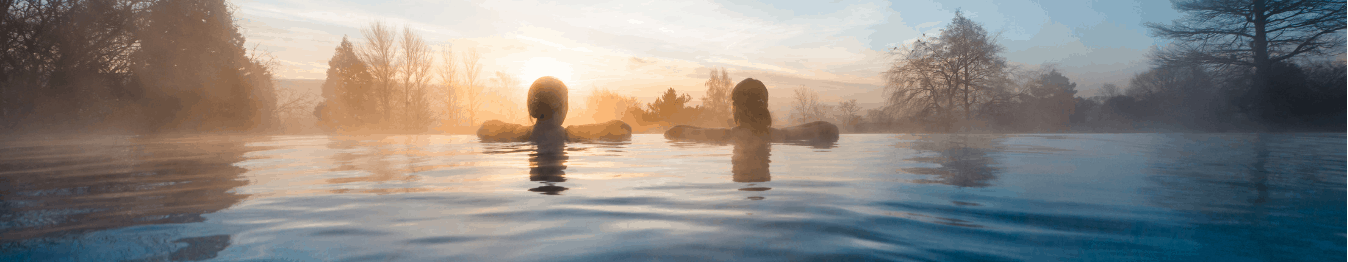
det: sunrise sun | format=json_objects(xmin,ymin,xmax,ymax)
[{"xmin": 519, "ymin": 57, "xmax": 574, "ymax": 89}]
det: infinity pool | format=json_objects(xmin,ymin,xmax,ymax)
[{"xmin": 1, "ymin": 133, "xmax": 1343, "ymax": 261}]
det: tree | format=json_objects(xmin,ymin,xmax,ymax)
[
  {"xmin": 0, "ymin": 0, "xmax": 279, "ymax": 133},
  {"xmin": 1123, "ymin": 64, "xmax": 1224, "ymax": 128},
  {"xmin": 835, "ymin": 99, "xmax": 862, "ymax": 131},
  {"xmin": 459, "ymin": 48, "xmax": 485, "ymax": 125},
  {"xmin": 246, "ymin": 48, "xmax": 284, "ymax": 130},
  {"xmin": 1025, "ymin": 70, "xmax": 1078, "ymax": 131},
  {"xmin": 359, "ymin": 22, "xmax": 400, "ymax": 125},
  {"xmin": 437, "ymin": 45, "xmax": 459, "ymax": 125},
  {"xmin": 135, "ymin": 0, "xmax": 273, "ymax": 132},
  {"xmin": 863, "ymin": 108, "xmax": 895, "ymax": 130},
  {"xmin": 883, "ymin": 10, "xmax": 1007, "ymax": 131},
  {"xmin": 883, "ymin": 44, "xmax": 948, "ymax": 126},
  {"xmin": 700, "ymin": 67, "xmax": 733, "ymax": 127},
  {"xmin": 789, "ymin": 86, "xmax": 831, "ymax": 125},
  {"xmin": 319, "ymin": 36, "xmax": 374, "ymax": 129},
  {"xmin": 489, "ymin": 71, "xmax": 524, "ymax": 123},
  {"xmin": 491, "ymin": 71, "xmax": 520, "ymax": 94},
  {"xmin": 645, "ymin": 88, "xmax": 693, "ymax": 123},
  {"xmin": 1, "ymin": 0, "xmax": 141, "ymax": 131},
  {"xmin": 274, "ymin": 81, "xmax": 319, "ymax": 132},
  {"xmin": 1099, "ymin": 83, "xmax": 1122, "ymax": 98},
  {"xmin": 939, "ymin": 10, "xmax": 1008, "ymax": 120},
  {"xmin": 583, "ymin": 88, "xmax": 640, "ymax": 123},
  {"xmin": 1147, "ymin": 0, "xmax": 1345, "ymax": 122},
  {"xmin": 398, "ymin": 27, "xmax": 434, "ymax": 131},
  {"xmin": 1030, "ymin": 70, "xmax": 1077, "ymax": 99}
]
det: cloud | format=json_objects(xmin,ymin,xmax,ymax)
[
  {"xmin": 627, "ymin": 57, "xmax": 656, "ymax": 70},
  {"xmin": 1074, "ymin": 22, "xmax": 1154, "ymax": 49},
  {"xmin": 514, "ymin": 34, "xmax": 594, "ymax": 53}
]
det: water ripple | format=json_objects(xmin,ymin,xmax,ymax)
[{"xmin": 0, "ymin": 134, "xmax": 1341, "ymax": 261}]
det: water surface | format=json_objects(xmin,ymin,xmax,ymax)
[{"xmin": 1, "ymin": 134, "xmax": 1343, "ymax": 261}]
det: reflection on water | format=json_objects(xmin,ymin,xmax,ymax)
[
  {"xmin": 783, "ymin": 139, "xmax": 838, "ymax": 150},
  {"xmin": 0, "ymin": 135, "xmax": 248, "ymax": 260},
  {"xmin": 480, "ymin": 140, "xmax": 573, "ymax": 195},
  {"xmin": 1143, "ymin": 134, "xmax": 1344, "ymax": 212},
  {"xmin": 1140, "ymin": 133, "xmax": 1345, "ymax": 260},
  {"xmin": 325, "ymin": 136, "xmax": 421, "ymax": 185},
  {"xmin": 528, "ymin": 143, "xmax": 569, "ymax": 195},
  {"xmin": 732, "ymin": 136, "xmax": 772, "ymax": 199},
  {"xmin": 0, "ymin": 134, "xmax": 1341, "ymax": 262},
  {"xmin": 900, "ymin": 135, "xmax": 1002, "ymax": 187},
  {"xmin": 0, "ymin": 136, "xmax": 248, "ymax": 241},
  {"xmin": 731, "ymin": 137, "xmax": 771, "ymax": 183},
  {"xmin": 169, "ymin": 235, "xmax": 231, "ymax": 261},
  {"xmin": 299, "ymin": 135, "xmax": 484, "ymax": 195}
]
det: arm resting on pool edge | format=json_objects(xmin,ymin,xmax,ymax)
[
  {"xmin": 664, "ymin": 125, "xmax": 732, "ymax": 142},
  {"xmin": 664, "ymin": 121, "xmax": 839, "ymax": 143},
  {"xmin": 477, "ymin": 120, "xmax": 532, "ymax": 142},
  {"xmin": 776, "ymin": 121, "xmax": 839, "ymax": 142},
  {"xmin": 477, "ymin": 120, "xmax": 634, "ymax": 142},
  {"xmin": 565, "ymin": 120, "xmax": 633, "ymax": 141}
]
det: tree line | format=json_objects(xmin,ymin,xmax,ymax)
[
  {"xmin": 1, "ymin": 0, "xmax": 279, "ymax": 134},
  {"xmin": 595, "ymin": 67, "xmax": 735, "ymax": 133},
  {"xmin": 570, "ymin": 67, "xmax": 870, "ymax": 133},
  {"xmin": 318, "ymin": 22, "xmax": 540, "ymax": 133},
  {"xmin": 9, "ymin": 0, "xmax": 1335, "ymax": 135},
  {"xmin": 318, "ymin": 32, "xmax": 745, "ymax": 134},
  {"xmin": 860, "ymin": 1, "xmax": 1343, "ymax": 133},
  {"xmin": 576, "ymin": 0, "xmax": 1343, "ymax": 134}
]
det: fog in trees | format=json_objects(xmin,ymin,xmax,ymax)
[
  {"xmin": 639, "ymin": 88, "xmax": 697, "ymax": 126},
  {"xmin": 700, "ymin": 67, "xmax": 734, "ymax": 128},
  {"xmin": 834, "ymin": 99, "xmax": 862, "ymax": 133},
  {"xmin": 571, "ymin": 88, "xmax": 640, "ymax": 128},
  {"xmin": 1147, "ymin": 0, "xmax": 1345, "ymax": 131},
  {"xmin": 789, "ymin": 87, "xmax": 831, "ymax": 126},
  {"xmin": 854, "ymin": 3, "xmax": 1345, "ymax": 133},
  {"xmin": 316, "ymin": 23, "xmax": 533, "ymax": 134},
  {"xmin": 2, "ymin": 0, "xmax": 278, "ymax": 134},
  {"xmin": 316, "ymin": 36, "xmax": 375, "ymax": 131}
]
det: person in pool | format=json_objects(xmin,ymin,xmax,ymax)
[
  {"xmin": 476, "ymin": 76, "xmax": 633, "ymax": 146},
  {"xmin": 663, "ymin": 78, "xmax": 839, "ymax": 143}
]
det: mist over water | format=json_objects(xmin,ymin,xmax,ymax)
[{"xmin": 1, "ymin": 134, "xmax": 1341, "ymax": 261}]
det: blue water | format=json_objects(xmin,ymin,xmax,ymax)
[{"xmin": 1, "ymin": 133, "xmax": 1343, "ymax": 261}]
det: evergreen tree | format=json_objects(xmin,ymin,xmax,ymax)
[
  {"xmin": 133, "ymin": 0, "xmax": 270, "ymax": 132},
  {"xmin": 645, "ymin": 88, "xmax": 693, "ymax": 123},
  {"xmin": 1028, "ymin": 70, "xmax": 1077, "ymax": 131},
  {"xmin": 319, "ymin": 36, "xmax": 374, "ymax": 130}
]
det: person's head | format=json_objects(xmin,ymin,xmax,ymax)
[
  {"xmin": 732, "ymin": 78, "xmax": 771, "ymax": 133},
  {"xmin": 528, "ymin": 76, "xmax": 569, "ymax": 127}
]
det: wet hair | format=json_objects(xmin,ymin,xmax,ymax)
[
  {"xmin": 731, "ymin": 78, "xmax": 771, "ymax": 133},
  {"xmin": 527, "ymin": 76, "xmax": 568, "ymax": 125}
]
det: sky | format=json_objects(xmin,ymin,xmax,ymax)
[{"xmin": 235, "ymin": 0, "xmax": 1185, "ymax": 111}]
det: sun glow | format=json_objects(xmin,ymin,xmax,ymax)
[{"xmin": 519, "ymin": 57, "xmax": 574, "ymax": 89}]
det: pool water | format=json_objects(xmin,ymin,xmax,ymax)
[{"xmin": 1, "ymin": 133, "xmax": 1343, "ymax": 261}]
